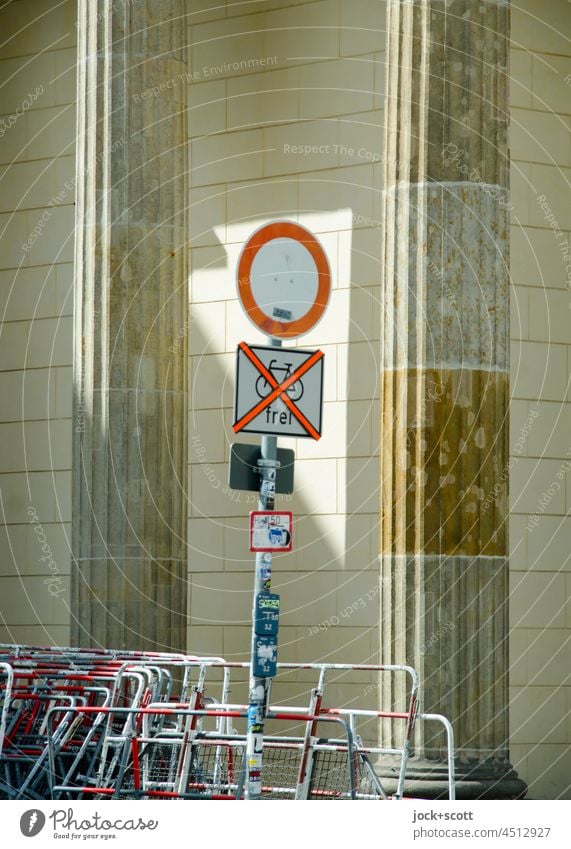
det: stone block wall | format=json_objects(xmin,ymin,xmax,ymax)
[{"xmin": 0, "ymin": 0, "xmax": 568, "ymax": 797}]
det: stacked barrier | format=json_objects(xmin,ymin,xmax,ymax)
[{"xmin": 0, "ymin": 645, "xmax": 455, "ymax": 800}]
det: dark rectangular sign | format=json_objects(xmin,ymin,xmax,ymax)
[{"xmin": 228, "ymin": 442, "xmax": 294, "ymax": 494}]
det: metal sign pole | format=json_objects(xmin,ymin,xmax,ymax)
[
  {"xmin": 235, "ymin": 222, "xmax": 330, "ymax": 800},
  {"xmin": 245, "ymin": 338, "xmax": 281, "ymax": 800}
]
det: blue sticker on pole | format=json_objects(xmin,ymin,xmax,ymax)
[
  {"xmin": 247, "ymin": 703, "xmax": 262, "ymax": 729},
  {"xmin": 253, "ymin": 636, "xmax": 278, "ymax": 677},
  {"xmin": 255, "ymin": 592, "xmax": 280, "ymax": 636}
]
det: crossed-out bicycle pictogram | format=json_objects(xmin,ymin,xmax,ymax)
[{"xmin": 233, "ymin": 342, "xmax": 323, "ymax": 440}]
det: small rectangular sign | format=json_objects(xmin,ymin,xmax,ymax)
[
  {"xmin": 255, "ymin": 592, "xmax": 280, "ymax": 637},
  {"xmin": 250, "ymin": 511, "xmax": 292, "ymax": 552},
  {"xmin": 253, "ymin": 636, "xmax": 278, "ymax": 677},
  {"xmin": 228, "ymin": 443, "xmax": 294, "ymax": 494}
]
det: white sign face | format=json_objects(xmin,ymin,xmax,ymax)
[
  {"xmin": 233, "ymin": 343, "xmax": 324, "ymax": 439},
  {"xmin": 237, "ymin": 221, "xmax": 331, "ymax": 340},
  {"xmin": 250, "ymin": 511, "xmax": 293, "ymax": 553},
  {"xmin": 250, "ymin": 237, "xmax": 319, "ymax": 324}
]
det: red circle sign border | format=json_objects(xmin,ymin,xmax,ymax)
[{"xmin": 237, "ymin": 220, "xmax": 331, "ymax": 339}]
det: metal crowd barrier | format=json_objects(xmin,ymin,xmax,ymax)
[{"xmin": 0, "ymin": 645, "xmax": 455, "ymax": 800}]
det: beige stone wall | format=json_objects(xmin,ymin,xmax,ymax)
[
  {"xmin": 186, "ymin": 0, "xmax": 384, "ymax": 711},
  {"xmin": 508, "ymin": 0, "xmax": 571, "ymax": 800},
  {"xmin": 0, "ymin": 0, "xmax": 569, "ymax": 797},
  {"xmin": 0, "ymin": 0, "xmax": 75, "ymax": 646}
]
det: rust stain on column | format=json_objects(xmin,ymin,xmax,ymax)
[{"xmin": 381, "ymin": 368, "xmax": 509, "ymax": 557}]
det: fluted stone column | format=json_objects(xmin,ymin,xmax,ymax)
[
  {"xmin": 71, "ymin": 1, "xmax": 188, "ymax": 651},
  {"xmin": 380, "ymin": 0, "xmax": 525, "ymax": 797}
]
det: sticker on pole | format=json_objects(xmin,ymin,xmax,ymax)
[
  {"xmin": 250, "ymin": 512, "xmax": 292, "ymax": 553},
  {"xmin": 233, "ymin": 342, "xmax": 324, "ymax": 439},
  {"xmin": 253, "ymin": 636, "xmax": 278, "ymax": 677},
  {"xmin": 254, "ymin": 592, "xmax": 280, "ymax": 636},
  {"xmin": 237, "ymin": 221, "xmax": 331, "ymax": 339}
]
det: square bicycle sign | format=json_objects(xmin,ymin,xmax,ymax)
[
  {"xmin": 250, "ymin": 511, "xmax": 293, "ymax": 552},
  {"xmin": 233, "ymin": 342, "xmax": 324, "ymax": 439}
]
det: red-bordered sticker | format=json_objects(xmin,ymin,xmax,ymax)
[{"xmin": 249, "ymin": 511, "xmax": 293, "ymax": 552}]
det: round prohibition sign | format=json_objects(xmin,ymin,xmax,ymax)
[{"xmin": 237, "ymin": 221, "xmax": 331, "ymax": 339}]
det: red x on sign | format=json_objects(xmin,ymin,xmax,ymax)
[{"xmin": 233, "ymin": 342, "xmax": 324, "ymax": 440}]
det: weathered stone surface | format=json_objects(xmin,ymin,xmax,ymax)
[
  {"xmin": 380, "ymin": 0, "xmax": 523, "ymax": 796},
  {"xmin": 381, "ymin": 368, "xmax": 509, "ymax": 557},
  {"xmin": 71, "ymin": 1, "xmax": 188, "ymax": 651}
]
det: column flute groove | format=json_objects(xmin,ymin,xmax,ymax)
[
  {"xmin": 379, "ymin": 0, "xmax": 525, "ymax": 798},
  {"xmin": 72, "ymin": 1, "xmax": 189, "ymax": 652}
]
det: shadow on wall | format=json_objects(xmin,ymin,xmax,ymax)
[
  {"xmin": 182, "ymin": 3, "xmax": 388, "ymax": 713},
  {"xmin": 187, "ymin": 197, "xmax": 384, "ymax": 714}
]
